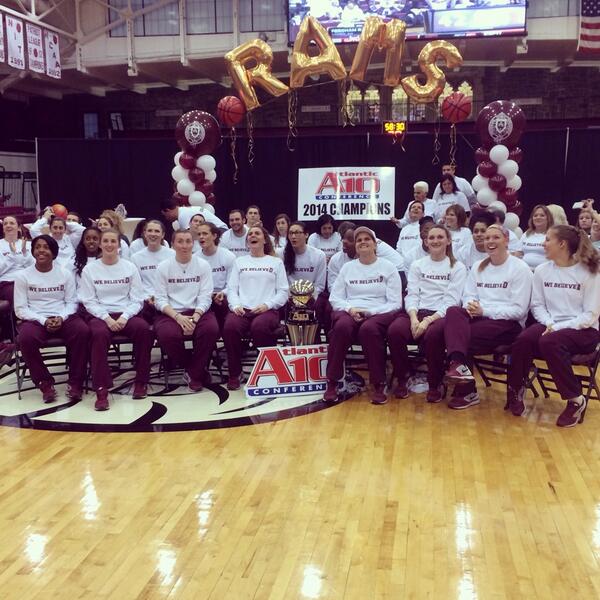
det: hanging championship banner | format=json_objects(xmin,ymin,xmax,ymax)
[
  {"xmin": 26, "ymin": 23, "xmax": 44, "ymax": 73},
  {"xmin": 44, "ymin": 30, "xmax": 61, "ymax": 79},
  {"xmin": 6, "ymin": 16, "xmax": 25, "ymax": 70},
  {"xmin": 298, "ymin": 166, "xmax": 395, "ymax": 221},
  {"xmin": 0, "ymin": 14, "xmax": 5, "ymax": 63}
]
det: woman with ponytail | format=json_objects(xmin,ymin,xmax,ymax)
[{"xmin": 507, "ymin": 225, "xmax": 600, "ymax": 427}]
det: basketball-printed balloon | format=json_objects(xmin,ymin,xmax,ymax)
[
  {"xmin": 217, "ymin": 96, "xmax": 246, "ymax": 128},
  {"xmin": 441, "ymin": 92, "xmax": 472, "ymax": 124}
]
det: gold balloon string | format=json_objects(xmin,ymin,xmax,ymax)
[
  {"xmin": 246, "ymin": 111, "xmax": 255, "ymax": 167},
  {"xmin": 339, "ymin": 79, "xmax": 355, "ymax": 127},
  {"xmin": 432, "ymin": 102, "xmax": 441, "ymax": 166},
  {"xmin": 230, "ymin": 126, "xmax": 239, "ymax": 184},
  {"xmin": 287, "ymin": 89, "xmax": 298, "ymax": 152},
  {"xmin": 449, "ymin": 124, "xmax": 457, "ymax": 167}
]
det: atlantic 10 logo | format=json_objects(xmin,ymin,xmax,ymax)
[{"xmin": 315, "ymin": 170, "xmax": 381, "ymax": 200}]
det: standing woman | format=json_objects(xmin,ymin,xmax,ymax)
[
  {"xmin": 272, "ymin": 213, "xmax": 291, "ymax": 250},
  {"xmin": 14, "ymin": 235, "xmax": 90, "ymax": 402},
  {"xmin": 443, "ymin": 204, "xmax": 471, "ymax": 253},
  {"xmin": 223, "ymin": 226, "xmax": 289, "ymax": 390},
  {"xmin": 72, "ymin": 226, "xmax": 102, "ymax": 285},
  {"xmin": 308, "ymin": 214, "xmax": 342, "ymax": 262},
  {"xmin": 154, "ymin": 230, "xmax": 219, "ymax": 391},
  {"xmin": 507, "ymin": 225, "xmax": 600, "ymax": 426},
  {"xmin": 516, "ymin": 204, "xmax": 554, "ymax": 270},
  {"xmin": 434, "ymin": 174, "xmax": 470, "ymax": 222},
  {"xmin": 78, "ymin": 229, "xmax": 153, "ymax": 410},
  {"xmin": 388, "ymin": 225, "xmax": 467, "ymax": 402},
  {"xmin": 325, "ymin": 227, "xmax": 402, "ymax": 405},
  {"xmin": 442, "ymin": 224, "xmax": 533, "ymax": 409},
  {"xmin": 197, "ymin": 222, "xmax": 235, "ymax": 330}
]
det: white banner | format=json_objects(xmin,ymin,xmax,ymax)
[
  {"xmin": 6, "ymin": 16, "xmax": 25, "ymax": 70},
  {"xmin": 298, "ymin": 166, "xmax": 395, "ymax": 221},
  {"xmin": 26, "ymin": 23, "xmax": 44, "ymax": 73},
  {"xmin": 44, "ymin": 29, "xmax": 61, "ymax": 79},
  {"xmin": 0, "ymin": 15, "xmax": 5, "ymax": 63}
]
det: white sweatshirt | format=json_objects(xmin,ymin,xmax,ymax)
[
  {"xmin": 130, "ymin": 246, "xmax": 175, "ymax": 298},
  {"xmin": 463, "ymin": 255, "xmax": 533, "ymax": 326},
  {"xmin": 281, "ymin": 245, "xmax": 327, "ymax": 295},
  {"xmin": 405, "ymin": 255, "xmax": 467, "ymax": 317},
  {"xmin": 177, "ymin": 206, "xmax": 227, "ymax": 231},
  {"xmin": 455, "ymin": 242, "xmax": 487, "ymax": 270},
  {"xmin": 154, "ymin": 255, "xmax": 214, "ymax": 313},
  {"xmin": 199, "ymin": 246, "xmax": 236, "ymax": 292},
  {"xmin": 402, "ymin": 244, "xmax": 428, "ymax": 271},
  {"xmin": 450, "ymin": 227, "xmax": 472, "ymax": 254},
  {"xmin": 376, "ymin": 239, "xmax": 406, "ymax": 272},
  {"xmin": 14, "ymin": 264, "xmax": 77, "ymax": 324},
  {"xmin": 226, "ymin": 254, "xmax": 289, "ymax": 310},
  {"xmin": 78, "ymin": 259, "xmax": 145, "ymax": 321},
  {"xmin": 395, "ymin": 198, "xmax": 437, "ymax": 228},
  {"xmin": 531, "ymin": 261, "xmax": 600, "ymax": 331},
  {"xmin": 518, "ymin": 232, "xmax": 547, "ymax": 270},
  {"xmin": 0, "ymin": 239, "xmax": 34, "ymax": 282},
  {"xmin": 129, "ymin": 238, "xmax": 170, "ymax": 255},
  {"xmin": 220, "ymin": 227, "xmax": 249, "ymax": 258},
  {"xmin": 433, "ymin": 191, "xmax": 470, "ymax": 222},
  {"xmin": 308, "ymin": 232, "xmax": 342, "ymax": 262},
  {"xmin": 433, "ymin": 176, "xmax": 475, "ymax": 206},
  {"xmin": 396, "ymin": 221, "xmax": 421, "ymax": 257},
  {"xmin": 330, "ymin": 258, "xmax": 402, "ymax": 315},
  {"xmin": 327, "ymin": 250, "xmax": 352, "ymax": 290}
]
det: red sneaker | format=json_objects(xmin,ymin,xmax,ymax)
[
  {"xmin": 556, "ymin": 396, "xmax": 587, "ymax": 428},
  {"xmin": 444, "ymin": 361, "xmax": 474, "ymax": 383},
  {"xmin": 132, "ymin": 382, "xmax": 148, "ymax": 399},
  {"xmin": 183, "ymin": 372, "xmax": 203, "ymax": 392},
  {"xmin": 371, "ymin": 384, "xmax": 388, "ymax": 405},
  {"xmin": 426, "ymin": 385, "xmax": 445, "ymax": 404},
  {"xmin": 40, "ymin": 381, "xmax": 57, "ymax": 404},
  {"xmin": 95, "ymin": 388, "xmax": 110, "ymax": 411},
  {"xmin": 322, "ymin": 380, "xmax": 339, "ymax": 403},
  {"xmin": 67, "ymin": 383, "xmax": 83, "ymax": 401},
  {"xmin": 448, "ymin": 383, "xmax": 480, "ymax": 410},
  {"xmin": 507, "ymin": 386, "xmax": 525, "ymax": 416},
  {"xmin": 393, "ymin": 380, "xmax": 409, "ymax": 399},
  {"xmin": 227, "ymin": 376, "xmax": 241, "ymax": 391}
]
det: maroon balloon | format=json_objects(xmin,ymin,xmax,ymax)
[
  {"xmin": 188, "ymin": 167, "xmax": 206, "ymax": 185},
  {"xmin": 474, "ymin": 147, "xmax": 490, "ymax": 164},
  {"xmin": 172, "ymin": 192, "xmax": 188, "ymax": 205},
  {"xmin": 175, "ymin": 110, "xmax": 221, "ymax": 156},
  {"xmin": 199, "ymin": 182, "xmax": 214, "ymax": 195},
  {"xmin": 179, "ymin": 153, "xmax": 196, "ymax": 170},
  {"xmin": 511, "ymin": 200, "xmax": 523, "ymax": 216},
  {"xmin": 508, "ymin": 147, "xmax": 524, "ymax": 164},
  {"xmin": 500, "ymin": 188, "xmax": 519, "ymax": 208},
  {"xmin": 488, "ymin": 173, "xmax": 507, "ymax": 193},
  {"xmin": 476, "ymin": 101, "xmax": 526, "ymax": 149},
  {"xmin": 478, "ymin": 160, "xmax": 497, "ymax": 178},
  {"xmin": 206, "ymin": 193, "xmax": 216, "ymax": 204}
]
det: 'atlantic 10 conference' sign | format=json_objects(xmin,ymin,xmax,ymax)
[{"xmin": 298, "ymin": 166, "xmax": 395, "ymax": 221}]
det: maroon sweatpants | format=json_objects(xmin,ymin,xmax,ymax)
[
  {"xmin": 509, "ymin": 323, "xmax": 600, "ymax": 400},
  {"xmin": 444, "ymin": 306, "xmax": 522, "ymax": 359},
  {"xmin": 222, "ymin": 309, "xmax": 281, "ymax": 377},
  {"xmin": 18, "ymin": 315, "xmax": 90, "ymax": 387},
  {"xmin": 315, "ymin": 293, "xmax": 332, "ymax": 336},
  {"xmin": 0, "ymin": 281, "xmax": 14, "ymax": 340},
  {"xmin": 87, "ymin": 314, "xmax": 154, "ymax": 389},
  {"xmin": 211, "ymin": 300, "xmax": 230, "ymax": 332},
  {"xmin": 326, "ymin": 310, "xmax": 397, "ymax": 385},
  {"xmin": 388, "ymin": 310, "xmax": 446, "ymax": 388},
  {"xmin": 154, "ymin": 310, "xmax": 220, "ymax": 381}
]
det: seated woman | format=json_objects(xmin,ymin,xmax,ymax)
[
  {"xmin": 455, "ymin": 212, "xmax": 495, "ymax": 269},
  {"xmin": 325, "ymin": 227, "xmax": 402, "ymax": 405},
  {"xmin": 578, "ymin": 208, "xmax": 593, "ymax": 236},
  {"xmin": 78, "ymin": 229, "xmax": 153, "ymax": 410},
  {"xmin": 433, "ymin": 174, "xmax": 470, "ymax": 222},
  {"xmin": 388, "ymin": 225, "xmax": 467, "ymax": 402},
  {"xmin": 444, "ymin": 204, "xmax": 472, "ymax": 254},
  {"xmin": 395, "ymin": 200, "xmax": 424, "ymax": 259},
  {"xmin": 96, "ymin": 215, "xmax": 131, "ymax": 259},
  {"xmin": 272, "ymin": 213, "xmax": 291, "ymax": 251},
  {"xmin": 196, "ymin": 222, "xmax": 235, "ymax": 329},
  {"xmin": 442, "ymin": 224, "xmax": 533, "ymax": 410},
  {"xmin": 14, "ymin": 235, "xmax": 90, "ymax": 403},
  {"xmin": 129, "ymin": 219, "xmax": 171, "ymax": 255},
  {"xmin": 30, "ymin": 211, "xmax": 76, "ymax": 267},
  {"xmin": 308, "ymin": 214, "xmax": 342, "ymax": 263},
  {"xmin": 516, "ymin": 204, "xmax": 554, "ymax": 270},
  {"xmin": 223, "ymin": 226, "xmax": 289, "ymax": 391},
  {"xmin": 154, "ymin": 229, "xmax": 219, "ymax": 391},
  {"xmin": 72, "ymin": 227, "xmax": 102, "ymax": 286},
  {"xmin": 507, "ymin": 225, "xmax": 600, "ymax": 426},
  {"xmin": 188, "ymin": 213, "xmax": 206, "ymax": 254}
]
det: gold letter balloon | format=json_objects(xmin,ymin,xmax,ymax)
[{"xmin": 225, "ymin": 39, "xmax": 289, "ymax": 111}]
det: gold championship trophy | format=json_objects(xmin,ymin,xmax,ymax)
[{"xmin": 286, "ymin": 280, "xmax": 319, "ymax": 346}]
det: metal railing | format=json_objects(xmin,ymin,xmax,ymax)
[{"xmin": 0, "ymin": 170, "xmax": 38, "ymax": 213}]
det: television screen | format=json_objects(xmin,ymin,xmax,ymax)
[{"xmin": 287, "ymin": 1, "xmax": 527, "ymax": 45}]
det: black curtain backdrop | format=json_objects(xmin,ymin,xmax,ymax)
[{"xmin": 37, "ymin": 128, "xmax": 576, "ymax": 247}]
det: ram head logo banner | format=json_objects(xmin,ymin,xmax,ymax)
[
  {"xmin": 488, "ymin": 112, "xmax": 513, "ymax": 144},
  {"xmin": 184, "ymin": 121, "xmax": 206, "ymax": 147}
]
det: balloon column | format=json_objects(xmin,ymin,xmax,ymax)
[
  {"xmin": 171, "ymin": 110, "xmax": 222, "ymax": 207},
  {"xmin": 472, "ymin": 101, "xmax": 525, "ymax": 223}
]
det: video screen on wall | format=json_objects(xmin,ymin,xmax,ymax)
[{"xmin": 288, "ymin": 1, "xmax": 527, "ymax": 45}]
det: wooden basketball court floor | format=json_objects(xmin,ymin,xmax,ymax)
[{"xmin": 0, "ymin": 364, "xmax": 599, "ymax": 599}]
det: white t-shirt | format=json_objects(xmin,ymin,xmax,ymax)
[
  {"xmin": 518, "ymin": 232, "xmax": 547, "ymax": 270},
  {"xmin": 130, "ymin": 246, "xmax": 175, "ymax": 298},
  {"xmin": 433, "ymin": 176, "xmax": 475, "ymax": 206},
  {"xmin": 376, "ymin": 239, "xmax": 405, "ymax": 272},
  {"xmin": 199, "ymin": 246, "xmax": 236, "ymax": 292},
  {"xmin": 450, "ymin": 227, "xmax": 472, "ymax": 254},
  {"xmin": 0, "ymin": 239, "xmax": 34, "ymax": 282},
  {"xmin": 14, "ymin": 264, "xmax": 77, "ymax": 324},
  {"xmin": 327, "ymin": 250, "xmax": 352, "ymax": 291},
  {"xmin": 433, "ymin": 191, "xmax": 471, "ymax": 222},
  {"xmin": 463, "ymin": 255, "xmax": 533, "ymax": 327},
  {"xmin": 226, "ymin": 254, "xmax": 289, "ymax": 310},
  {"xmin": 220, "ymin": 227, "xmax": 249, "ymax": 258},
  {"xmin": 395, "ymin": 198, "xmax": 437, "ymax": 228},
  {"xmin": 154, "ymin": 255, "xmax": 214, "ymax": 313},
  {"xmin": 308, "ymin": 232, "xmax": 342, "ymax": 263},
  {"xmin": 402, "ymin": 244, "xmax": 428, "ymax": 271},
  {"xmin": 177, "ymin": 206, "xmax": 227, "ymax": 231},
  {"xmin": 396, "ymin": 221, "xmax": 421, "ymax": 257},
  {"xmin": 129, "ymin": 237, "xmax": 170, "ymax": 255},
  {"xmin": 279, "ymin": 245, "xmax": 327, "ymax": 296},
  {"xmin": 455, "ymin": 242, "xmax": 487, "ymax": 270},
  {"xmin": 78, "ymin": 259, "xmax": 145, "ymax": 321},
  {"xmin": 405, "ymin": 255, "xmax": 467, "ymax": 317},
  {"xmin": 532, "ymin": 261, "xmax": 600, "ymax": 331}
]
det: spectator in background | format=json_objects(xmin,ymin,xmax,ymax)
[
  {"xmin": 432, "ymin": 163, "xmax": 476, "ymax": 208},
  {"xmin": 444, "ymin": 204, "xmax": 472, "ymax": 254},
  {"xmin": 578, "ymin": 209, "xmax": 593, "ymax": 235},
  {"xmin": 390, "ymin": 181, "xmax": 436, "ymax": 229},
  {"xmin": 221, "ymin": 209, "xmax": 249, "ymax": 258},
  {"xmin": 515, "ymin": 204, "xmax": 554, "ymax": 271},
  {"xmin": 308, "ymin": 214, "xmax": 342, "ymax": 263},
  {"xmin": 546, "ymin": 204, "xmax": 568, "ymax": 226},
  {"xmin": 433, "ymin": 174, "xmax": 471, "ymax": 222},
  {"xmin": 246, "ymin": 205, "xmax": 263, "ymax": 228},
  {"xmin": 272, "ymin": 213, "xmax": 291, "ymax": 251},
  {"xmin": 455, "ymin": 212, "xmax": 495, "ymax": 269}
]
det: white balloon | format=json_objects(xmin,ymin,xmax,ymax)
[
  {"xmin": 176, "ymin": 178, "xmax": 195, "ymax": 196},
  {"xmin": 205, "ymin": 170, "xmax": 217, "ymax": 183},
  {"xmin": 472, "ymin": 174, "xmax": 488, "ymax": 193},
  {"xmin": 488, "ymin": 200, "xmax": 507, "ymax": 214},
  {"xmin": 477, "ymin": 187, "xmax": 497, "ymax": 207},
  {"xmin": 174, "ymin": 151, "xmax": 183, "ymax": 166},
  {"xmin": 172, "ymin": 221, "xmax": 180, "ymax": 231},
  {"xmin": 498, "ymin": 159, "xmax": 519, "ymax": 180},
  {"xmin": 203, "ymin": 204, "xmax": 215, "ymax": 214},
  {"xmin": 506, "ymin": 174, "xmax": 522, "ymax": 191},
  {"xmin": 189, "ymin": 191, "xmax": 206, "ymax": 206},
  {"xmin": 171, "ymin": 165, "xmax": 188, "ymax": 182},
  {"xmin": 514, "ymin": 227, "xmax": 523, "ymax": 239},
  {"xmin": 489, "ymin": 144, "xmax": 510, "ymax": 165},
  {"xmin": 504, "ymin": 212, "xmax": 520, "ymax": 231},
  {"xmin": 196, "ymin": 155, "xmax": 216, "ymax": 172}
]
